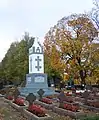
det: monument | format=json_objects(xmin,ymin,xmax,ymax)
[{"xmin": 20, "ymin": 38, "xmax": 56, "ymax": 96}]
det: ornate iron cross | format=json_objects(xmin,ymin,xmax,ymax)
[{"xmin": 35, "ymin": 56, "xmax": 41, "ymax": 71}]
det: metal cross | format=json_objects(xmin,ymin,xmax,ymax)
[{"xmin": 35, "ymin": 56, "xmax": 41, "ymax": 71}]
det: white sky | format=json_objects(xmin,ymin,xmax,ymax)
[{"xmin": 0, "ymin": 0, "xmax": 93, "ymax": 61}]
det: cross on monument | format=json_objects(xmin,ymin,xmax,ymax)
[
  {"xmin": 30, "ymin": 58, "xmax": 32, "ymax": 72},
  {"xmin": 35, "ymin": 56, "xmax": 42, "ymax": 71}
]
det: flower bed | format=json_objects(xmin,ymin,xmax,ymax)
[
  {"xmin": 63, "ymin": 103, "xmax": 79, "ymax": 112},
  {"xmin": 76, "ymin": 92, "xmax": 82, "ymax": 96},
  {"xmin": 9, "ymin": 97, "xmax": 27, "ymax": 112},
  {"xmin": 13, "ymin": 97, "xmax": 25, "ymax": 106},
  {"xmin": 28, "ymin": 104, "xmax": 46, "ymax": 117},
  {"xmin": 52, "ymin": 106, "xmax": 85, "ymax": 119},
  {"xmin": 64, "ymin": 96, "xmax": 73, "ymax": 103},
  {"xmin": 80, "ymin": 103, "xmax": 99, "ymax": 112},
  {"xmin": 66, "ymin": 92, "xmax": 72, "ymax": 96},
  {"xmin": 23, "ymin": 108, "xmax": 51, "ymax": 120},
  {"xmin": 34, "ymin": 100, "xmax": 53, "ymax": 110},
  {"xmin": 87, "ymin": 101, "xmax": 99, "ymax": 108},
  {"xmin": 40, "ymin": 98, "xmax": 52, "ymax": 104},
  {"xmin": 3, "ymin": 96, "xmax": 13, "ymax": 103},
  {"xmin": 46, "ymin": 96, "xmax": 53, "ymax": 99}
]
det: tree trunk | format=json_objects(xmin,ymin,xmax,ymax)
[{"xmin": 79, "ymin": 70, "xmax": 86, "ymax": 89}]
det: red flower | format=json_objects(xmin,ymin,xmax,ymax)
[
  {"xmin": 28, "ymin": 104, "xmax": 46, "ymax": 117},
  {"xmin": 66, "ymin": 92, "xmax": 72, "ymax": 96},
  {"xmin": 71, "ymin": 105, "xmax": 79, "ymax": 112},
  {"xmin": 66, "ymin": 104, "xmax": 72, "ymax": 110},
  {"xmin": 46, "ymin": 96, "xmax": 52, "ymax": 99},
  {"xmin": 14, "ymin": 97, "xmax": 24, "ymax": 106},
  {"xmin": 63, "ymin": 103, "xmax": 68, "ymax": 109},
  {"xmin": 63, "ymin": 103, "xmax": 79, "ymax": 112},
  {"xmin": 40, "ymin": 98, "xmax": 52, "ymax": 104},
  {"xmin": 7, "ymin": 96, "xmax": 13, "ymax": 100}
]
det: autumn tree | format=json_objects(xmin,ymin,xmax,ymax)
[{"xmin": 44, "ymin": 14, "xmax": 98, "ymax": 86}]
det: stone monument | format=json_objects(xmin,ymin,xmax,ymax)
[{"xmin": 20, "ymin": 38, "xmax": 56, "ymax": 96}]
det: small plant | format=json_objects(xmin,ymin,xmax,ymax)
[
  {"xmin": 66, "ymin": 92, "xmax": 72, "ymax": 96},
  {"xmin": 65, "ymin": 97, "xmax": 73, "ymax": 103},
  {"xmin": 40, "ymin": 98, "xmax": 52, "ymax": 104},
  {"xmin": 63, "ymin": 103, "xmax": 79, "ymax": 112},
  {"xmin": 28, "ymin": 104, "xmax": 46, "ymax": 117},
  {"xmin": 76, "ymin": 92, "xmax": 82, "ymax": 96},
  {"xmin": 6, "ymin": 96, "xmax": 13, "ymax": 100},
  {"xmin": 14, "ymin": 97, "xmax": 25, "ymax": 106},
  {"xmin": 46, "ymin": 96, "xmax": 53, "ymax": 99}
]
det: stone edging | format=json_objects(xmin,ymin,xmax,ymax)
[
  {"xmin": 9, "ymin": 101, "xmax": 28, "ymax": 111},
  {"xmin": 22, "ymin": 109, "xmax": 52, "ymax": 120},
  {"xmin": 3, "ymin": 97, "xmax": 13, "ymax": 103},
  {"xmin": 80, "ymin": 104, "xmax": 99, "ymax": 112},
  {"xmin": 7, "ymin": 100, "xmax": 52, "ymax": 120}
]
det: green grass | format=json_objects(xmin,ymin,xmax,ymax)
[{"xmin": 80, "ymin": 115, "xmax": 99, "ymax": 120}]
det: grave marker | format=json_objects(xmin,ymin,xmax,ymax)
[
  {"xmin": 86, "ymin": 84, "xmax": 93, "ymax": 91},
  {"xmin": 26, "ymin": 93, "xmax": 36, "ymax": 106},
  {"xmin": 57, "ymin": 91, "xmax": 66, "ymax": 108},
  {"xmin": 92, "ymin": 88, "xmax": 98, "ymax": 96},
  {"xmin": 37, "ymin": 89, "xmax": 45, "ymax": 100},
  {"xmin": 82, "ymin": 91, "xmax": 89, "ymax": 104}
]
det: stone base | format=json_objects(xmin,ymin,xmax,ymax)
[
  {"xmin": 19, "ymin": 73, "xmax": 58, "ymax": 97},
  {"xmin": 19, "ymin": 87, "xmax": 57, "ymax": 97}
]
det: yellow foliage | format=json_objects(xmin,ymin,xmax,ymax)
[{"xmin": 44, "ymin": 14, "xmax": 98, "ymax": 83}]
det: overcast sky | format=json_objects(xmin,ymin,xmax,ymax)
[{"xmin": 0, "ymin": 0, "xmax": 93, "ymax": 61}]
